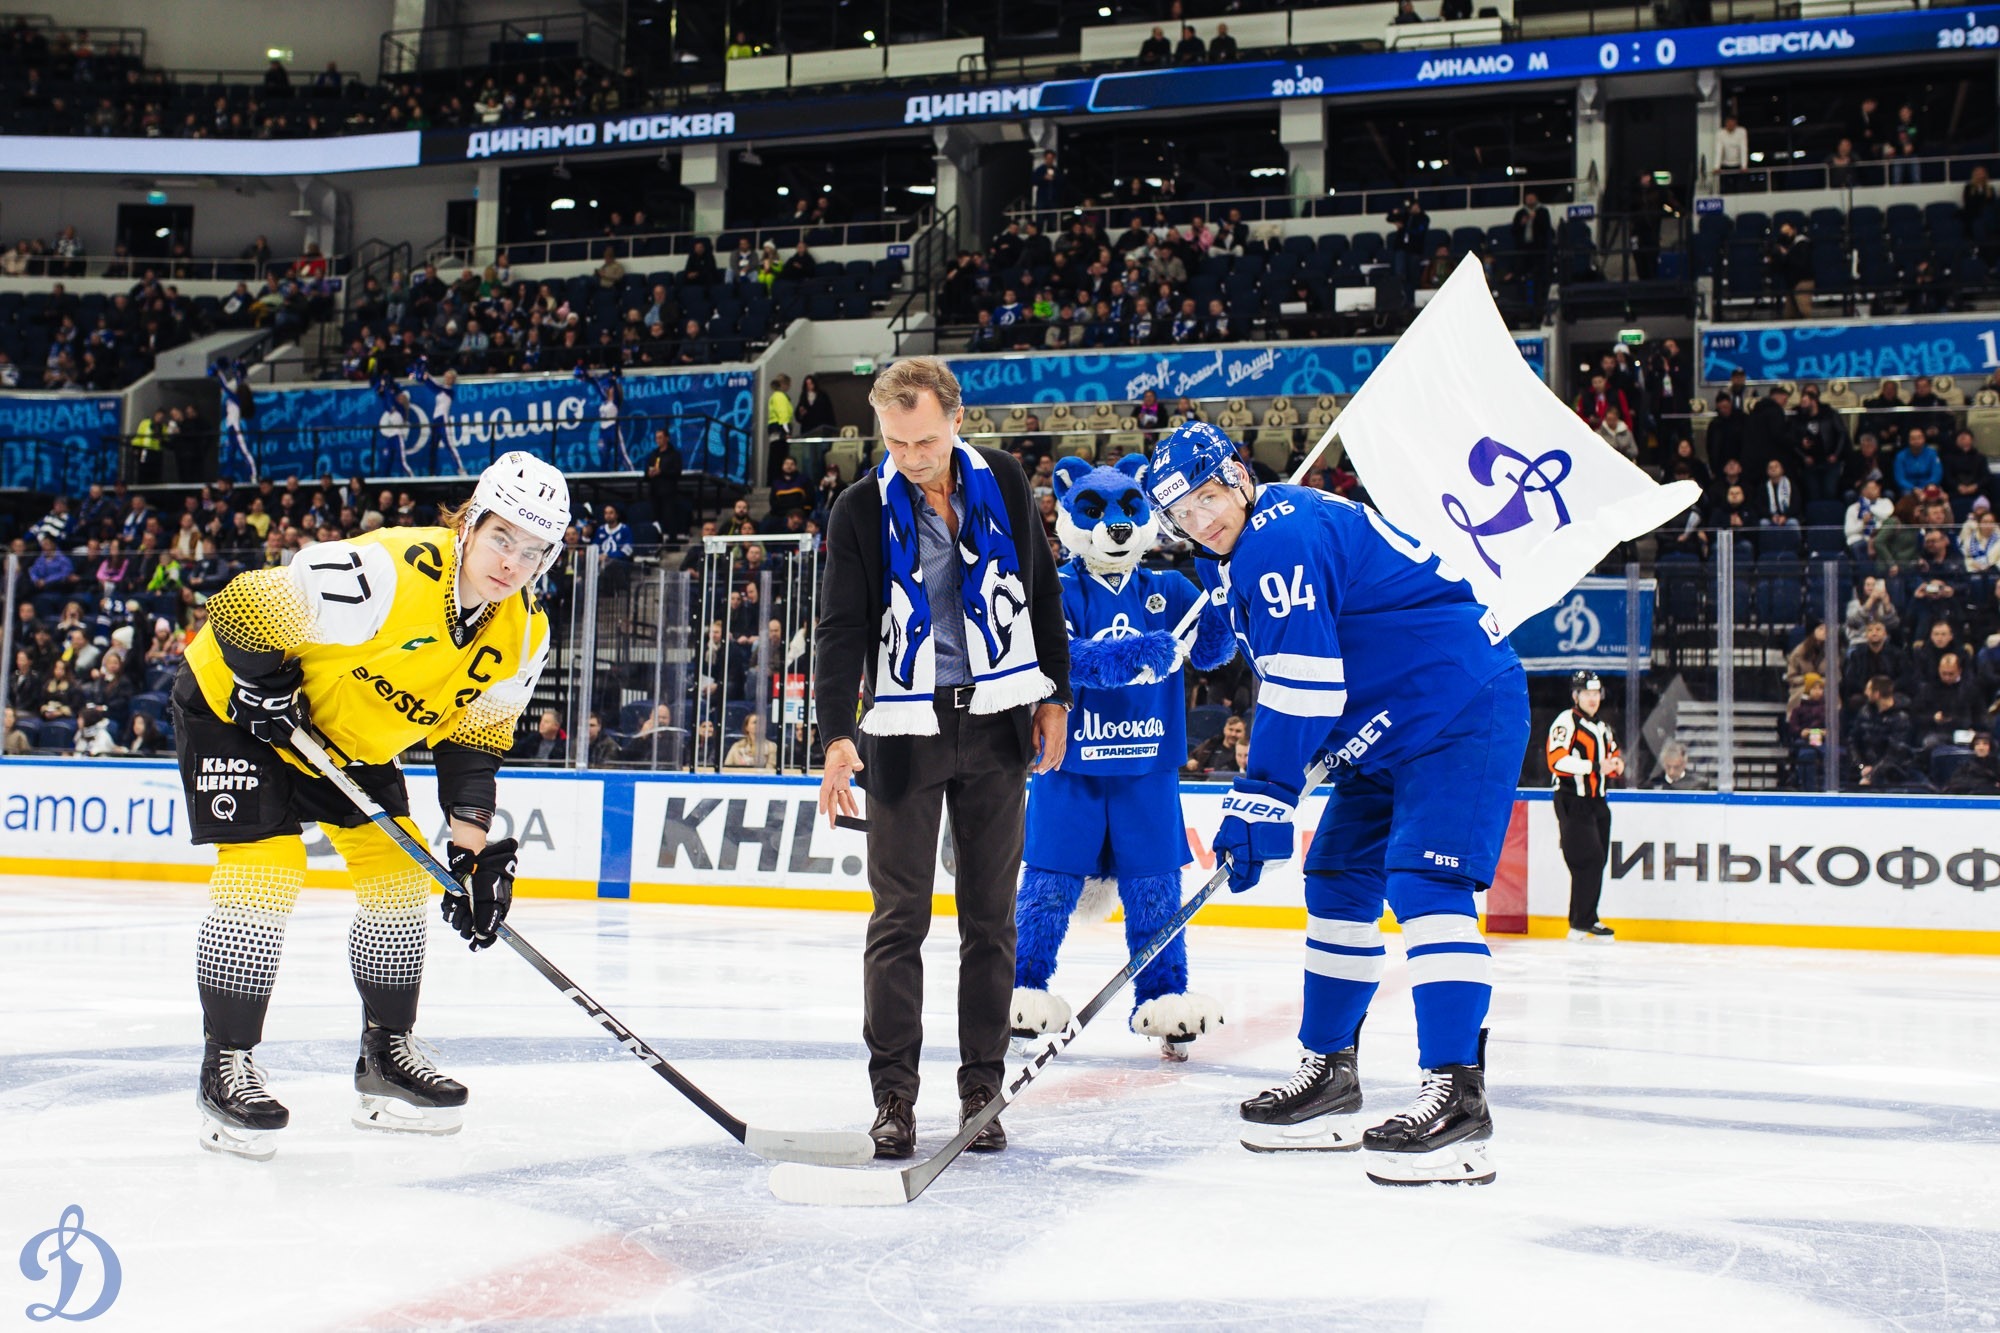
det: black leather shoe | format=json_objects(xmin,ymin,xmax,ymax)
[
  {"xmin": 870, "ymin": 1094, "xmax": 915, "ymax": 1160},
  {"xmin": 961, "ymin": 1087, "xmax": 1006, "ymax": 1152}
]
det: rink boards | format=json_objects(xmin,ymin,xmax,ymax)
[{"xmin": 2, "ymin": 759, "xmax": 1996, "ymax": 954}]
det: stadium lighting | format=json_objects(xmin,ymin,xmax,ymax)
[
  {"xmin": 551, "ymin": 197, "xmax": 577, "ymax": 210},
  {"xmin": 154, "ymin": 227, "xmax": 171, "ymax": 238},
  {"xmin": 862, "ymin": 29, "xmax": 876, "ymax": 42},
  {"xmin": 776, "ymin": 186, "xmax": 790, "ymax": 196},
  {"xmin": 1098, "ymin": 5, "xmax": 1111, "ymax": 14},
  {"xmin": 906, "ymin": 184, "xmax": 937, "ymax": 194}
]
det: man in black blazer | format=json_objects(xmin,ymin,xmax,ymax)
[{"xmin": 815, "ymin": 356, "xmax": 1071, "ymax": 1160}]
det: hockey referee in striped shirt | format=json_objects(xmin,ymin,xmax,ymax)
[{"xmin": 1546, "ymin": 670, "xmax": 1622, "ymax": 940}]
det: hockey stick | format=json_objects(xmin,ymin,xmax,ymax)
[
  {"xmin": 770, "ymin": 760, "xmax": 1332, "ymax": 1205},
  {"xmin": 285, "ymin": 727, "xmax": 875, "ymax": 1166}
]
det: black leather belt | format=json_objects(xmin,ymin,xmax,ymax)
[{"xmin": 935, "ymin": 684, "xmax": 977, "ymax": 709}]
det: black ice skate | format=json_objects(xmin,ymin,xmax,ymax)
[
  {"xmin": 1568, "ymin": 922, "xmax": 1616, "ymax": 941},
  {"xmin": 1362, "ymin": 1029, "xmax": 1494, "ymax": 1186},
  {"xmin": 198, "ymin": 1042, "xmax": 289, "ymax": 1162},
  {"xmin": 1239, "ymin": 1028, "xmax": 1363, "ymax": 1153},
  {"xmin": 352, "ymin": 1026, "xmax": 468, "ymax": 1135}
]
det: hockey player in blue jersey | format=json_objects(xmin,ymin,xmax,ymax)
[
  {"xmin": 1147, "ymin": 420, "xmax": 1530, "ymax": 1186},
  {"xmin": 1011, "ymin": 454, "xmax": 1239, "ymax": 1060}
]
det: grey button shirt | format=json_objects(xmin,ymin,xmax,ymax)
[{"xmin": 916, "ymin": 481, "xmax": 972, "ymax": 687}]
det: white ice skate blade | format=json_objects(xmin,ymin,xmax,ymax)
[
  {"xmin": 1364, "ymin": 1140, "xmax": 1495, "ymax": 1185},
  {"xmin": 353, "ymin": 1093, "xmax": 464, "ymax": 1136},
  {"xmin": 1567, "ymin": 929, "xmax": 1616, "ymax": 942},
  {"xmin": 198, "ymin": 1110, "xmax": 278, "ymax": 1162},
  {"xmin": 1240, "ymin": 1116, "xmax": 1363, "ymax": 1153}
]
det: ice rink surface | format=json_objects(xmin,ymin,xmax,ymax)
[{"xmin": 3, "ymin": 876, "xmax": 1998, "ymax": 1332}]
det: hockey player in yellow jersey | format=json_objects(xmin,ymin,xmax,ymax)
[{"xmin": 172, "ymin": 452, "xmax": 567, "ymax": 1160}]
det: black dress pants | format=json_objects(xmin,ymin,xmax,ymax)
[
  {"xmin": 862, "ymin": 701, "xmax": 1026, "ymax": 1105},
  {"xmin": 1554, "ymin": 787, "xmax": 1612, "ymax": 930}
]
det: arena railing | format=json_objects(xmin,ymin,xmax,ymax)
[
  {"xmin": 2, "ymin": 529, "xmax": 1979, "ymax": 796},
  {"xmin": 1006, "ymin": 179, "xmax": 1581, "ymax": 233},
  {"xmin": 0, "ymin": 252, "xmax": 355, "ymax": 283},
  {"xmin": 425, "ymin": 212, "xmax": 931, "ymax": 275},
  {"xmin": 1716, "ymin": 150, "xmax": 2000, "ymax": 197}
]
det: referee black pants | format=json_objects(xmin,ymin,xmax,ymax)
[
  {"xmin": 861, "ymin": 701, "xmax": 1026, "ymax": 1107},
  {"xmin": 1553, "ymin": 788, "xmax": 1612, "ymax": 930}
]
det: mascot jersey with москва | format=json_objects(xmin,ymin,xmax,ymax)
[
  {"xmin": 184, "ymin": 526, "xmax": 550, "ymax": 769},
  {"xmin": 1014, "ymin": 455, "xmax": 1238, "ymax": 1058}
]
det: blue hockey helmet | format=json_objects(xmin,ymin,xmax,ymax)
[{"xmin": 1147, "ymin": 419, "xmax": 1251, "ymax": 541}]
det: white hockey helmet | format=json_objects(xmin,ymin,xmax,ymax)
[{"xmin": 463, "ymin": 450, "xmax": 571, "ymax": 579}]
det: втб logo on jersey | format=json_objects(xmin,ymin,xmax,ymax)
[
  {"xmin": 350, "ymin": 667, "xmax": 443, "ymax": 725},
  {"xmin": 1440, "ymin": 435, "xmax": 1573, "ymax": 576}
]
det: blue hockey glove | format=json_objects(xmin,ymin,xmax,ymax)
[{"xmin": 1213, "ymin": 779, "xmax": 1298, "ymax": 893}]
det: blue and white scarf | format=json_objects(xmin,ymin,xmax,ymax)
[{"xmin": 863, "ymin": 439, "xmax": 1052, "ymax": 736}]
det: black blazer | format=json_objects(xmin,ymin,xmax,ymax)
[{"xmin": 815, "ymin": 445, "xmax": 1071, "ymax": 800}]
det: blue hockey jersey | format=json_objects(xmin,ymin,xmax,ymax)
[
  {"xmin": 1198, "ymin": 485, "xmax": 1518, "ymax": 794},
  {"xmin": 1060, "ymin": 562, "xmax": 1204, "ymax": 776}
]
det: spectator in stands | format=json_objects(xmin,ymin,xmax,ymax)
[
  {"xmin": 719, "ymin": 711, "xmax": 772, "ymax": 770},
  {"xmin": 1875, "ymin": 492, "xmax": 1924, "ymax": 583},
  {"xmin": 1862, "ymin": 378, "xmax": 1906, "ymax": 449},
  {"xmin": 1909, "ymin": 377, "xmax": 1953, "ymax": 442},
  {"xmin": 1385, "ymin": 199, "xmax": 1428, "ymax": 299},
  {"xmin": 1598, "ymin": 407, "xmax": 1638, "ymax": 463},
  {"xmin": 1909, "ymin": 530, "xmax": 1967, "ymax": 637},
  {"xmin": 1961, "ymin": 501, "xmax": 2000, "ymax": 576},
  {"xmin": 1715, "ymin": 113, "xmax": 1748, "ymax": 174},
  {"xmin": 726, "ymin": 30, "xmax": 757, "ymax": 59},
  {"xmin": 514, "ymin": 710, "xmax": 567, "ymax": 763},
  {"xmin": 1574, "ymin": 372, "xmax": 1630, "ymax": 430},
  {"xmin": 683, "ymin": 239, "xmax": 720, "ymax": 287},
  {"xmin": 29, "ymin": 537, "xmax": 75, "ymax": 607},
  {"xmin": 1704, "ymin": 391, "xmax": 1745, "ymax": 474},
  {"xmin": 1649, "ymin": 739, "xmax": 1707, "ymax": 790},
  {"xmin": 1760, "ymin": 456, "xmax": 1808, "ymax": 528},
  {"xmin": 1847, "ymin": 478, "xmax": 1893, "ymax": 566},
  {"xmin": 1138, "ymin": 26, "xmax": 1171, "ymax": 66},
  {"xmin": 1852, "ymin": 97, "xmax": 1889, "ymax": 162},
  {"xmin": 1792, "ymin": 384, "xmax": 1848, "ymax": 501},
  {"xmin": 1174, "ymin": 24, "xmax": 1206, "ymax": 62},
  {"xmin": 767, "ymin": 456, "xmax": 812, "ymax": 527},
  {"xmin": 1786, "ymin": 620, "xmax": 1829, "ymax": 703},
  {"xmin": 1394, "ymin": 0, "xmax": 1422, "ymax": 23},
  {"xmin": 1916, "ymin": 651, "xmax": 1981, "ymax": 749},
  {"xmin": 1910, "ymin": 614, "xmax": 1973, "ymax": 687},
  {"xmin": 1964, "ymin": 165, "xmax": 1996, "ymax": 234},
  {"xmin": 1943, "ymin": 429, "xmax": 1990, "ymax": 521},
  {"xmin": 1788, "ymin": 672, "xmax": 1828, "ymax": 776},
  {"xmin": 1826, "ymin": 138, "xmax": 1858, "ymax": 190},
  {"xmin": 594, "ymin": 504, "xmax": 634, "ymax": 562},
  {"xmin": 1134, "ymin": 390, "xmax": 1167, "ymax": 434},
  {"xmin": 1768, "ymin": 221, "xmax": 1813, "ymax": 317},
  {"xmin": 1184, "ymin": 715, "xmax": 1247, "ymax": 776},
  {"xmin": 1894, "ymin": 427, "xmax": 1943, "ymax": 496},
  {"xmin": 1891, "ymin": 104, "xmax": 1920, "ymax": 185},
  {"xmin": 1210, "ymin": 23, "xmax": 1239, "ymax": 60},
  {"xmin": 1033, "ymin": 150, "xmax": 1062, "ymax": 220},
  {"xmin": 782, "ymin": 241, "xmax": 817, "ymax": 282},
  {"xmin": 1844, "ymin": 431, "xmax": 1888, "ymax": 499},
  {"xmin": 595, "ymin": 245, "xmax": 626, "ymax": 290},
  {"xmin": 3, "ymin": 705, "xmax": 28, "ymax": 756},
  {"xmin": 1942, "ymin": 731, "xmax": 2000, "ymax": 794},
  {"xmin": 1711, "ymin": 481, "xmax": 1755, "ymax": 538},
  {"xmin": 1849, "ymin": 675, "xmax": 1915, "ymax": 789}
]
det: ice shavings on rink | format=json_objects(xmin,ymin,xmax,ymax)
[{"xmin": 2, "ymin": 878, "xmax": 1998, "ymax": 1331}]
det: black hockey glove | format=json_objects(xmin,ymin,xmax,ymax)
[
  {"xmin": 443, "ymin": 837, "xmax": 518, "ymax": 951},
  {"xmin": 227, "ymin": 660, "xmax": 309, "ymax": 748}
]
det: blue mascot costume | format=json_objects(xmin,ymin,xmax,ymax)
[{"xmin": 1011, "ymin": 453, "xmax": 1240, "ymax": 1060}]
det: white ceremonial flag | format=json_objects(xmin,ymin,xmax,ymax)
[{"xmin": 1327, "ymin": 261, "xmax": 1701, "ymax": 634}]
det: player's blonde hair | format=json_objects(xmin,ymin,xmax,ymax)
[
  {"xmin": 437, "ymin": 498, "xmax": 478, "ymax": 532},
  {"xmin": 868, "ymin": 356, "xmax": 962, "ymax": 418}
]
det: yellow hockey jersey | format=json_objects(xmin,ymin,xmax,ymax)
[{"xmin": 186, "ymin": 526, "xmax": 550, "ymax": 768}]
